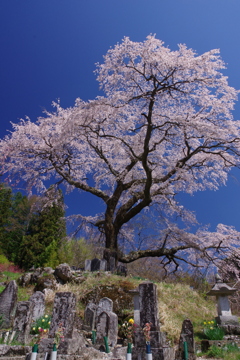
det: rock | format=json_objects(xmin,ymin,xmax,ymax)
[
  {"xmin": 34, "ymin": 274, "xmax": 57, "ymax": 292},
  {"xmin": 54, "ymin": 263, "xmax": 73, "ymax": 284},
  {"xmin": 17, "ymin": 273, "xmax": 32, "ymax": 287}
]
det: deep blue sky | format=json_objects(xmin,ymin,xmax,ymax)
[{"xmin": 1, "ymin": 0, "xmax": 240, "ymax": 232}]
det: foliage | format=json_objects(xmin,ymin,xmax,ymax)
[
  {"xmin": 31, "ymin": 314, "xmax": 51, "ymax": 335},
  {"xmin": 31, "ymin": 314, "xmax": 51, "ymax": 343},
  {"xmin": 15, "ymin": 186, "xmax": 66, "ymax": 270},
  {"xmin": 54, "ymin": 322, "xmax": 65, "ymax": 347},
  {"xmin": 119, "ymin": 318, "xmax": 135, "ymax": 343},
  {"xmin": 143, "ymin": 322, "xmax": 152, "ymax": 343},
  {"xmin": 0, "ymin": 184, "xmax": 34, "ymax": 262},
  {"xmin": 203, "ymin": 320, "xmax": 225, "ymax": 340},
  {"xmin": 203, "ymin": 343, "xmax": 240, "ymax": 359},
  {"xmin": 57, "ymin": 237, "xmax": 95, "ymax": 268},
  {"xmin": 0, "ymin": 253, "xmax": 10, "ymax": 265},
  {"xmin": 1, "ymin": 36, "xmax": 240, "ymax": 272}
]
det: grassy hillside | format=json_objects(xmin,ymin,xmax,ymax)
[{"xmin": 0, "ymin": 267, "xmax": 216, "ymax": 344}]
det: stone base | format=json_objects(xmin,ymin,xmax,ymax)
[
  {"xmin": 134, "ymin": 331, "xmax": 166, "ymax": 348},
  {"xmin": 0, "ymin": 345, "xmax": 31, "ymax": 357},
  {"xmin": 132, "ymin": 346, "xmax": 175, "ymax": 360},
  {"xmin": 219, "ymin": 324, "xmax": 240, "ymax": 335},
  {"xmin": 175, "ymin": 348, "xmax": 196, "ymax": 360},
  {"xmin": 216, "ymin": 315, "xmax": 239, "ymax": 326}
]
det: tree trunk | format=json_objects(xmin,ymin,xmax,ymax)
[{"xmin": 103, "ymin": 220, "xmax": 118, "ymax": 271}]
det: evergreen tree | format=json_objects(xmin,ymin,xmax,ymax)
[
  {"xmin": 16, "ymin": 187, "xmax": 66, "ymax": 269},
  {"xmin": 0, "ymin": 184, "xmax": 34, "ymax": 262}
]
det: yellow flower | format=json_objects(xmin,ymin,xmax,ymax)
[
  {"xmin": 44, "ymin": 329, "xmax": 47, "ymax": 333},
  {"xmin": 208, "ymin": 321, "xmax": 211, "ymax": 324},
  {"xmin": 42, "ymin": 319, "xmax": 45, "ymax": 322},
  {"xmin": 32, "ymin": 327, "xmax": 35, "ymax": 331},
  {"xmin": 38, "ymin": 327, "xmax": 41, "ymax": 330},
  {"xmin": 203, "ymin": 322, "xmax": 206, "ymax": 325},
  {"xmin": 48, "ymin": 321, "xmax": 51, "ymax": 325},
  {"xmin": 211, "ymin": 321, "xmax": 214, "ymax": 324},
  {"xmin": 128, "ymin": 318, "xmax": 134, "ymax": 324},
  {"xmin": 210, "ymin": 327, "xmax": 213, "ymax": 330},
  {"xmin": 45, "ymin": 315, "xmax": 48, "ymax": 318}
]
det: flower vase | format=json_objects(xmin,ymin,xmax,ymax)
[
  {"xmin": 103, "ymin": 336, "xmax": 110, "ymax": 353},
  {"xmin": 30, "ymin": 344, "xmax": 38, "ymax": 360},
  {"xmin": 50, "ymin": 343, "xmax": 57, "ymax": 360},
  {"xmin": 92, "ymin": 330, "xmax": 96, "ymax": 344},
  {"xmin": 126, "ymin": 342, "xmax": 132, "ymax": 360},
  {"xmin": 146, "ymin": 343, "xmax": 152, "ymax": 360}
]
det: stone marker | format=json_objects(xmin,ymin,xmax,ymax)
[
  {"xmin": 85, "ymin": 258, "xmax": 107, "ymax": 272},
  {"xmin": 13, "ymin": 301, "xmax": 34, "ymax": 344},
  {"xmin": 97, "ymin": 297, "xmax": 113, "ymax": 316},
  {"xmin": 96, "ymin": 310, "xmax": 118, "ymax": 347},
  {"xmin": 85, "ymin": 259, "xmax": 91, "ymax": 271},
  {"xmin": 49, "ymin": 292, "xmax": 76, "ymax": 338},
  {"xmin": 91, "ymin": 258, "xmax": 101, "ymax": 271},
  {"xmin": 132, "ymin": 281, "xmax": 174, "ymax": 360},
  {"xmin": 175, "ymin": 319, "xmax": 196, "ymax": 360},
  {"xmin": 29, "ymin": 291, "xmax": 45, "ymax": 321},
  {"xmin": 207, "ymin": 274, "xmax": 240, "ymax": 327},
  {"xmin": 84, "ymin": 302, "xmax": 97, "ymax": 330},
  {"xmin": 0, "ymin": 280, "xmax": 18, "ymax": 329},
  {"xmin": 129, "ymin": 288, "xmax": 140, "ymax": 326},
  {"xmin": 139, "ymin": 281, "xmax": 160, "ymax": 331}
]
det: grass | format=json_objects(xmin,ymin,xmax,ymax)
[
  {"xmin": 0, "ymin": 265, "xmax": 227, "ymax": 352},
  {"xmin": 197, "ymin": 344, "xmax": 240, "ymax": 359}
]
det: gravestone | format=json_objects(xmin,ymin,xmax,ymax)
[
  {"xmin": 89, "ymin": 297, "xmax": 118, "ymax": 349},
  {"xmin": 84, "ymin": 302, "xmax": 97, "ymax": 330},
  {"xmin": 97, "ymin": 297, "xmax": 113, "ymax": 316},
  {"xmin": 139, "ymin": 281, "xmax": 160, "ymax": 331},
  {"xmin": 116, "ymin": 264, "xmax": 128, "ymax": 276},
  {"xmin": 13, "ymin": 301, "xmax": 34, "ymax": 344},
  {"xmin": 129, "ymin": 288, "xmax": 140, "ymax": 326},
  {"xmin": 175, "ymin": 319, "xmax": 196, "ymax": 360},
  {"xmin": 132, "ymin": 281, "xmax": 174, "ymax": 360},
  {"xmin": 0, "ymin": 280, "xmax": 18, "ymax": 329},
  {"xmin": 96, "ymin": 310, "xmax": 118, "ymax": 347},
  {"xmin": 85, "ymin": 258, "xmax": 107, "ymax": 272},
  {"xmin": 85, "ymin": 259, "xmax": 91, "ymax": 271},
  {"xmin": 91, "ymin": 258, "xmax": 101, "ymax": 271},
  {"xmin": 48, "ymin": 292, "xmax": 76, "ymax": 339},
  {"xmin": 29, "ymin": 291, "xmax": 45, "ymax": 321}
]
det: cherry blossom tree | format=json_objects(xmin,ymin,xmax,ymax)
[{"xmin": 1, "ymin": 35, "xmax": 240, "ymax": 271}]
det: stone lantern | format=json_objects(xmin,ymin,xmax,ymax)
[{"xmin": 207, "ymin": 274, "xmax": 239, "ymax": 326}]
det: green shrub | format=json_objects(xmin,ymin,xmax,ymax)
[{"xmin": 203, "ymin": 320, "xmax": 225, "ymax": 340}]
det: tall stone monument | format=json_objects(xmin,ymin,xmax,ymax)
[
  {"xmin": 0, "ymin": 280, "xmax": 18, "ymax": 329},
  {"xmin": 132, "ymin": 281, "xmax": 174, "ymax": 360}
]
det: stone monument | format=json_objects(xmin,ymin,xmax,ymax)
[
  {"xmin": 207, "ymin": 274, "xmax": 240, "ymax": 333},
  {"xmin": 0, "ymin": 280, "xmax": 18, "ymax": 329},
  {"xmin": 131, "ymin": 281, "xmax": 174, "ymax": 360}
]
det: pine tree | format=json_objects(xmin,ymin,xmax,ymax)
[{"xmin": 16, "ymin": 187, "xmax": 66, "ymax": 269}]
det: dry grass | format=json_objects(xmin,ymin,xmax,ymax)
[{"xmin": 157, "ymin": 282, "xmax": 216, "ymax": 343}]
